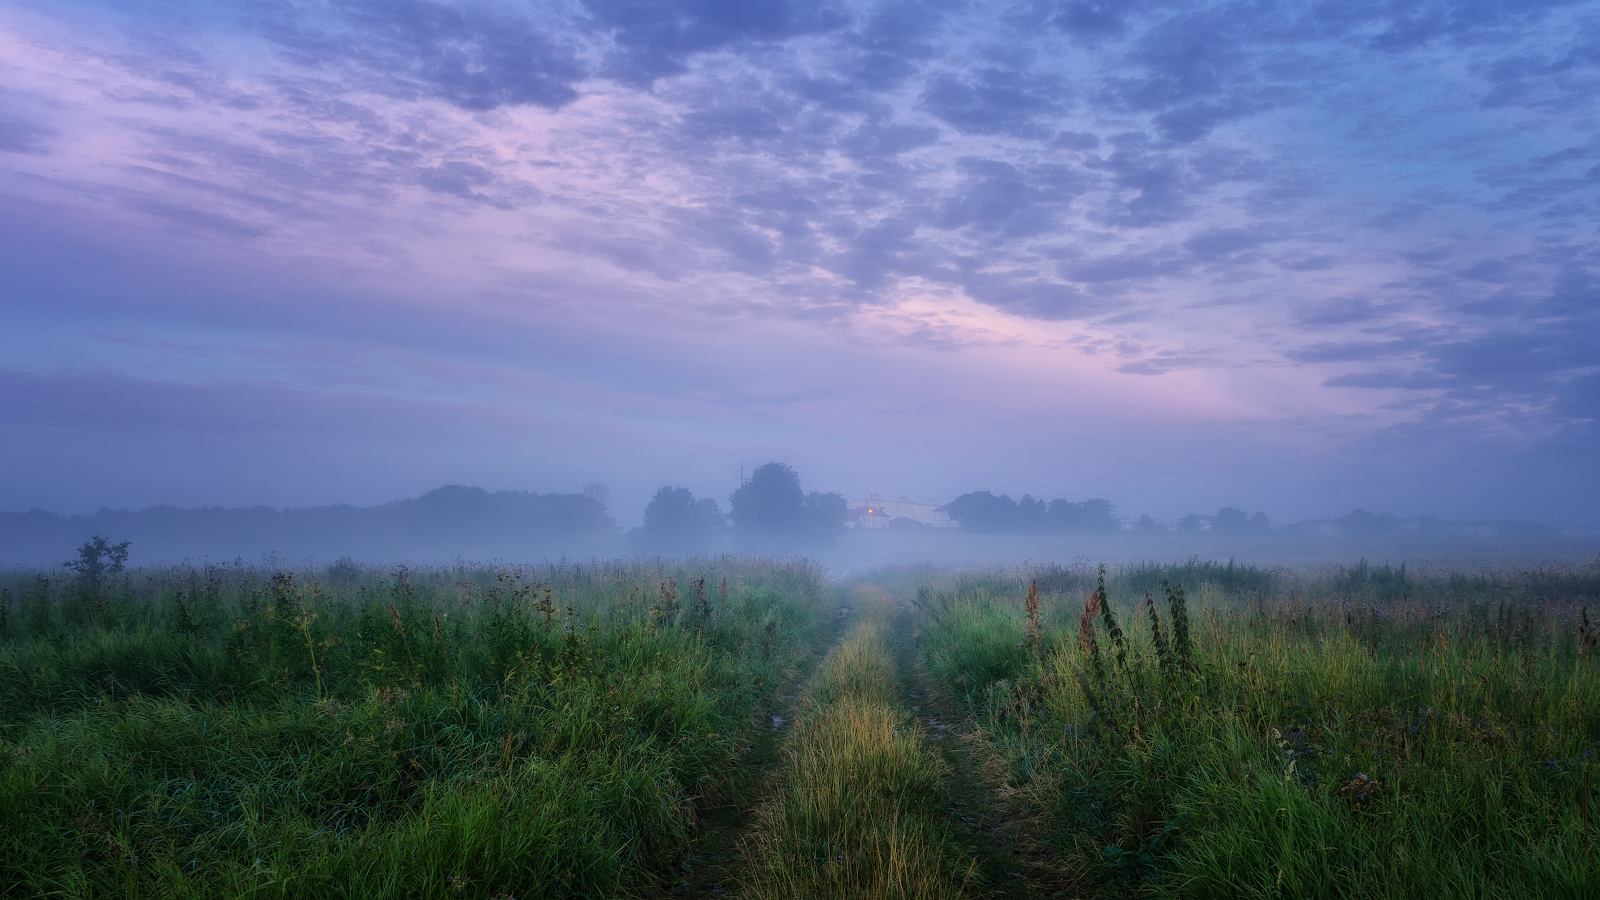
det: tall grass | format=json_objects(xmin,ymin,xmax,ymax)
[
  {"xmin": 742, "ymin": 588, "xmax": 975, "ymax": 900},
  {"xmin": 0, "ymin": 558, "xmax": 831, "ymax": 899},
  {"xmin": 914, "ymin": 554, "xmax": 1600, "ymax": 611},
  {"xmin": 908, "ymin": 560, "xmax": 1600, "ymax": 898}
]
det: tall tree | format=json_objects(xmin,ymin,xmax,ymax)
[
  {"xmin": 730, "ymin": 463, "xmax": 805, "ymax": 543},
  {"xmin": 802, "ymin": 491, "xmax": 848, "ymax": 542},
  {"xmin": 64, "ymin": 534, "xmax": 130, "ymax": 588},
  {"xmin": 632, "ymin": 487, "xmax": 724, "ymax": 554},
  {"xmin": 729, "ymin": 462, "xmax": 845, "ymax": 547},
  {"xmin": 1212, "ymin": 507, "xmax": 1252, "ymax": 535},
  {"xmin": 947, "ymin": 492, "xmax": 1120, "ymax": 533}
]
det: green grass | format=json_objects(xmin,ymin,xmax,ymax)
[
  {"xmin": 741, "ymin": 587, "xmax": 976, "ymax": 900},
  {"xmin": 0, "ymin": 559, "xmax": 832, "ymax": 899},
  {"xmin": 906, "ymin": 560, "xmax": 1600, "ymax": 899},
  {"xmin": 8, "ymin": 554, "xmax": 1598, "ymax": 898}
]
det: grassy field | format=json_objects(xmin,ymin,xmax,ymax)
[
  {"xmin": 905, "ymin": 558, "xmax": 1600, "ymax": 898},
  {"xmin": 4, "ymin": 554, "xmax": 1598, "ymax": 898},
  {"xmin": 0, "ymin": 559, "xmax": 833, "ymax": 898}
]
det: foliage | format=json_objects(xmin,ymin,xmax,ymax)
[
  {"xmin": 0, "ymin": 558, "xmax": 831, "ymax": 899},
  {"xmin": 909, "ymin": 560, "xmax": 1600, "ymax": 898},
  {"xmin": 1115, "ymin": 557, "xmax": 1281, "ymax": 598},
  {"xmin": 63, "ymin": 534, "xmax": 131, "ymax": 586},
  {"xmin": 1210, "ymin": 507, "xmax": 1271, "ymax": 535},
  {"xmin": 728, "ymin": 462, "xmax": 847, "ymax": 548},
  {"xmin": 631, "ymin": 486, "xmax": 725, "ymax": 554},
  {"xmin": 944, "ymin": 492, "xmax": 1119, "ymax": 534},
  {"xmin": 5, "ymin": 486, "xmax": 617, "ymax": 564},
  {"xmin": 1338, "ymin": 508, "xmax": 1398, "ymax": 536}
]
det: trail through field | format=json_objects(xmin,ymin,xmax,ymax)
[
  {"xmin": 885, "ymin": 585, "xmax": 1076, "ymax": 899},
  {"xmin": 731, "ymin": 586, "xmax": 978, "ymax": 899},
  {"xmin": 662, "ymin": 598, "xmax": 854, "ymax": 898},
  {"xmin": 666, "ymin": 583, "xmax": 1073, "ymax": 899}
]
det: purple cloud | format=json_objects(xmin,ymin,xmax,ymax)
[{"xmin": 0, "ymin": 0, "xmax": 1597, "ymax": 526}]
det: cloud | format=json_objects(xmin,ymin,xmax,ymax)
[
  {"xmin": 1286, "ymin": 340, "xmax": 1413, "ymax": 363},
  {"xmin": 933, "ymin": 158, "xmax": 1086, "ymax": 237},
  {"xmin": 1553, "ymin": 372, "xmax": 1600, "ymax": 420},
  {"xmin": 1091, "ymin": 139, "xmax": 1192, "ymax": 225},
  {"xmin": 1183, "ymin": 227, "xmax": 1271, "ymax": 259},
  {"xmin": 1322, "ymin": 370, "xmax": 1449, "ymax": 390},
  {"xmin": 582, "ymin": 0, "xmax": 850, "ymax": 84},
  {"xmin": 1052, "ymin": 1, "xmax": 1130, "ymax": 42},
  {"xmin": 249, "ymin": 0, "xmax": 587, "ymax": 110},
  {"xmin": 920, "ymin": 67, "xmax": 1067, "ymax": 137},
  {"xmin": 417, "ymin": 161, "xmax": 529, "ymax": 208},
  {"xmin": 0, "ymin": 109, "xmax": 55, "ymax": 154},
  {"xmin": 1058, "ymin": 249, "xmax": 1186, "ymax": 284},
  {"xmin": 3, "ymin": 0, "xmax": 1600, "ymax": 523},
  {"xmin": 959, "ymin": 273, "xmax": 1097, "ymax": 320},
  {"xmin": 837, "ymin": 122, "xmax": 941, "ymax": 160},
  {"xmin": 1322, "ymin": 265, "xmax": 1600, "ymax": 429},
  {"xmin": 1293, "ymin": 298, "xmax": 1390, "ymax": 327},
  {"xmin": 1118, "ymin": 352, "xmax": 1208, "ymax": 375}
]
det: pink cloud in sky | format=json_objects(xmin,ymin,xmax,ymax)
[{"xmin": 2, "ymin": 0, "xmax": 1598, "ymax": 526}]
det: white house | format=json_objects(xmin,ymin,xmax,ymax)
[{"xmin": 844, "ymin": 493, "xmax": 958, "ymax": 528}]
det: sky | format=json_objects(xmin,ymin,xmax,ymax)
[{"xmin": 1, "ymin": 0, "xmax": 1598, "ymax": 528}]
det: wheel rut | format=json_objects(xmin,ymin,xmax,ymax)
[
  {"xmin": 664, "ymin": 584, "xmax": 1072, "ymax": 899},
  {"xmin": 883, "ymin": 586, "xmax": 1075, "ymax": 900},
  {"xmin": 659, "ymin": 599, "xmax": 854, "ymax": 898}
]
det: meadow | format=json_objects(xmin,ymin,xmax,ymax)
[
  {"xmin": 906, "ymin": 558, "xmax": 1600, "ymax": 898},
  {"xmin": 0, "ymin": 559, "xmax": 834, "ymax": 898},
  {"xmin": 2, "ymin": 554, "xmax": 1597, "ymax": 898}
]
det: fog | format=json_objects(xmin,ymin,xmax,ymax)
[
  {"xmin": 6, "ymin": 476, "xmax": 1594, "ymax": 577},
  {"xmin": 817, "ymin": 528, "xmax": 1600, "ymax": 581}
]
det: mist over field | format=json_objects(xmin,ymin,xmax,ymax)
[{"xmin": 4, "ymin": 470, "xmax": 1593, "ymax": 572}]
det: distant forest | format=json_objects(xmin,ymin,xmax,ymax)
[
  {"xmin": 944, "ymin": 492, "xmax": 1121, "ymax": 533},
  {"xmin": 0, "ymin": 463, "xmax": 1584, "ymax": 567},
  {"xmin": 1, "ymin": 486, "xmax": 613, "ymax": 566}
]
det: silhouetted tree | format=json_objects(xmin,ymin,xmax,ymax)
[
  {"xmin": 1339, "ymin": 509, "xmax": 1398, "ymax": 537},
  {"xmin": 945, "ymin": 491, "xmax": 1017, "ymax": 532},
  {"xmin": 730, "ymin": 463, "xmax": 804, "ymax": 539},
  {"xmin": 728, "ymin": 462, "xmax": 846, "ymax": 547},
  {"xmin": 632, "ymin": 486, "xmax": 724, "ymax": 554},
  {"xmin": 803, "ymin": 491, "xmax": 848, "ymax": 541},
  {"xmin": 65, "ymin": 534, "xmax": 130, "ymax": 587},
  {"xmin": 1212, "ymin": 507, "xmax": 1251, "ymax": 534},
  {"xmin": 1061, "ymin": 498, "xmax": 1119, "ymax": 533},
  {"xmin": 1134, "ymin": 514, "xmax": 1166, "ymax": 534},
  {"xmin": 1017, "ymin": 495, "xmax": 1048, "ymax": 531},
  {"xmin": 1212, "ymin": 508, "xmax": 1274, "ymax": 536},
  {"xmin": 5, "ymin": 487, "xmax": 616, "ymax": 563},
  {"xmin": 947, "ymin": 492, "xmax": 1120, "ymax": 533}
]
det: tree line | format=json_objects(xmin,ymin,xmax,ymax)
[
  {"xmin": 7, "ymin": 471, "xmax": 1573, "ymax": 568},
  {"xmin": 630, "ymin": 462, "xmax": 845, "ymax": 554},
  {"xmin": 943, "ymin": 492, "xmax": 1120, "ymax": 534},
  {"xmin": 0, "ymin": 485, "xmax": 615, "ymax": 565}
]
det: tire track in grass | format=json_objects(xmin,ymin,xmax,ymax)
[
  {"xmin": 888, "ymin": 585, "xmax": 1076, "ymax": 900},
  {"xmin": 737, "ymin": 586, "xmax": 978, "ymax": 900},
  {"xmin": 664, "ymin": 598, "xmax": 855, "ymax": 898}
]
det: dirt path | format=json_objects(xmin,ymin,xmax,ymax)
[
  {"xmin": 881, "ymin": 587, "xmax": 1074, "ymax": 900},
  {"xmin": 659, "ymin": 599, "xmax": 855, "ymax": 898},
  {"xmin": 663, "ymin": 584, "xmax": 1071, "ymax": 898}
]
